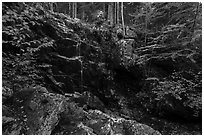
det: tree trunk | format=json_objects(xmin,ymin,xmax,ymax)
[
  {"xmin": 144, "ymin": 3, "xmax": 152, "ymax": 46},
  {"xmin": 74, "ymin": 2, "xmax": 77, "ymax": 18},
  {"xmin": 72, "ymin": 2, "xmax": 77, "ymax": 18},
  {"xmin": 72, "ymin": 3, "xmax": 75, "ymax": 18},
  {"xmin": 108, "ymin": 2, "xmax": 113, "ymax": 25},
  {"xmin": 103, "ymin": 3, "xmax": 106, "ymax": 12},
  {"xmin": 114, "ymin": 2, "xmax": 117, "ymax": 24},
  {"xmin": 117, "ymin": 2, "xmax": 120, "ymax": 24},
  {"xmin": 103, "ymin": 3, "xmax": 108, "ymax": 20},
  {"xmin": 121, "ymin": 2, "xmax": 125, "ymax": 35},
  {"xmin": 72, "ymin": 3, "xmax": 74, "ymax": 18},
  {"xmin": 68, "ymin": 3, "xmax": 70, "ymax": 15}
]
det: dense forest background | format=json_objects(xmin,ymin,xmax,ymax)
[{"xmin": 2, "ymin": 2, "xmax": 202, "ymax": 135}]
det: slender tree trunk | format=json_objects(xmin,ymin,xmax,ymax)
[
  {"xmin": 121, "ymin": 2, "xmax": 125, "ymax": 35},
  {"xmin": 72, "ymin": 2, "xmax": 77, "ymax": 18},
  {"xmin": 144, "ymin": 3, "xmax": 151, "ymax": 46},
  {"xmin": 117, "ymin": 2, "xmax": 120, "ymax": 24},
  {"xmin": 103, "ymin": 3, "xmax": 106, "ymax": 11},
  {"xmin": 114, "ymin": 2, "xmax": 117, "ymax": 24},
  {"xmin": 72, "ymin": 2, "xmax": 76, "ymax": 18},
  {"xmin": 103, "ymin": 3, "xmax": 106, "ymax": 20},
  {"xmin": 72, "ymin": 3, "xmax": 75, "ymax": 18},
  {"xmin": 68, "ymin": 3, "xmax": 71, "ymax": 16},
  {"xmin": 108, "ymin": 2, "xmax": 113, "ymax": 25},
  {"xmin": 80, "ymin": 2, "xmax": 85, "ymax": 20},
  {"xmin": 67, "ymin": 3, "xmax": 70, "ymax": 15},
  {"xmin": 74, "ymin": 2, "xmax": 77, "ymax": 18},
  {"xmin": 107, "ymin": 3, "xmax": 111, "ymax": 23},
  {"xmin": 71, "ymin": 3, "xmax": 73, "ymax": 18}
]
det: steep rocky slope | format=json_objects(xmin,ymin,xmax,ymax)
[{"xmin": 2, "ymin": 3, "xmax": 202, "ymax": 135}]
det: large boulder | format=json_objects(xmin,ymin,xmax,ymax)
[
  {"xmin": 54, "ymin": 109, "xmax": 161, "ymax": 135},
  {"xmin": 2, "ymin": 86, "xmax": 66, "ymax": 135}
]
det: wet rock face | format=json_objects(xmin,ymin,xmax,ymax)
[{"xmin": 2, "ymin": 87, "xmax": 160, "ymax": 135}]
